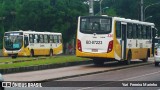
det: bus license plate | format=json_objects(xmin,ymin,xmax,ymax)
[{"xmin": 92, "ymin": 49, "xmax": 98, "ymax": 52}]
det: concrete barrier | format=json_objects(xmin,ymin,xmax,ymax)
[{"xmin": 0, "ymin": 60, "xmax": 93, "ymax": 74}]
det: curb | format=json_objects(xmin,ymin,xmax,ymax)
[
  {"xmin": 0, "ymin": 60, "xmax": 93, "ymax": 74},
  {"xmin": 36, "ymin": 61, "xmax": 153, "ymax": 83}
]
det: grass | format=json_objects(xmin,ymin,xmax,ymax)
[
  {"xmin": 0, "ymin": 56, "xmax": 90, "ymax": 69},
  {"xmin": 0, "ymin": 57, "xmax": 36, "ymax": 63}
]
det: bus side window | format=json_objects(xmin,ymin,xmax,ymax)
[
  {"xmin": 29, "ymin": 34, "xmax": 33, "ymax": 43},
  {"xmin": 37, "ymin": 35, "xmax": 40, "ymax": 43},
  {"xmin": 54, "ymin": 35, "xmax": 57, "ymax": 43},
  {"xmin": 146, "ymin": 26, "xmax": 151, "ymax": 39},
  {"xmin": 44, "ymin": 35, "xmax": 48, "ymax": 43},
  {"xmin": 24, "ymin": 35, "xmax": 29, "ymax": 48},
  {"xmin": 59, "ymin": 35, "xmax": 62, "ymax": 43},
  {"xmin": 39, "ymin": 34, "xmax": 44, "ymax": 43},
  {"xmin": 47, "ymin": 35, "xmax": 49, "ymax": 43},
  {"xmin": 137, "ymin": 25, "xmax": 142, "ymax": 39},
  {"xmin": 133, "ymin": 24, "xmax": 137, "ymax": 39},
  {"xmin": 49, "ymin": 35, "xmax": 53, "ymax": 43},
  {"xmin": 142, "ymin": 26, "xmax": 147, "ymax": 39},
  {"xmin": 127, "ymin": 23, "xmax": 133, "ymax": 39},
  {"xmin": 116, "ymin": 21, "xmax": 121, "ymax": 38},
  {"xmin": 34, "ymin": 34, "xmax": 38, "ymax": 43},
  {"xmin": 57, "ymin": 35, "xmax": 59, "ymax": 43},
  {"xmin": 52, "ymin": 35, "xmax": 55, "ymax": 43}
]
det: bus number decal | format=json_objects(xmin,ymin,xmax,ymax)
[
  {"xmin": 107, "ymin": 34, "xmax": 113, "ymax": 37},
  {"xmin": 86, "ymin": 40, "xmax": 102, "ymax": 44},
  {"xmin": 40, "ymin": 45, "xmax": 45, "ymax": 47},
  {"xmin": 30, "ymin": 43, "xmax": 34, "ymax": 46}
]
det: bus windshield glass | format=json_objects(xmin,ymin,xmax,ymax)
[
  {"xmin": 80, "ymin": 17, "xmax": 112, "ymax": 34},
  {"xmin": 4, "ymin": 32, "xmax": 23, "ymax": 50}
]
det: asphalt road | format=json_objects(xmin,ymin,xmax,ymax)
[
  {"xmin": 59, "ymin": 64, "xmax": 160, "ymax": 81},
  {"xmin": 5, "ymin": 59, "xmax": 160, "ymax": 90},
  {"xmin": 41, "ymin": 64, "xmax": 160, "ymax": 90}
]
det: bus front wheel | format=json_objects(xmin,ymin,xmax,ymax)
[
  {"xmin": 12, "ymin": 56, "xmax": 17, "ymax": 59},
  {"xmin": 49, "ymin": 49, "xmax": 53, "ymax": 56}
]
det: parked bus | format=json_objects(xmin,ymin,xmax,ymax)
[
  {"xmin": 3, "ymin": 30, "xmax": 63, "ymax": 58},
  {"xmin": 76, "ymin": 15, "xmax": 156, "ymax": 66}
]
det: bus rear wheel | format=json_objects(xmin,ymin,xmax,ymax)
[
  {"xmin": 30, "ymin": 50, "xmax": 34, "ymax": 57},
  {"xmin": 142, "ymin": 50, "xmax": 149, "ymax": 62},
  {"xmin": 155, "ymin": 62, "xmax": 159, "ymax": 66},
  {"xmin": 125, "ymin": 51, "xmax": 132, "ymax": 65},
  {"xmin": 93, "ymin": 59, "xmax": 105, "ymax": 66}
]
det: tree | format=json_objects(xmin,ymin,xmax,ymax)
[{"xmin": 0, "ymin": 0, "xmax": 159, "ymax": 48}]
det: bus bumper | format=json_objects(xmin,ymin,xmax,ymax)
[{"xmin": 76, "ymin": 50, "xmax": 114, "ymax": 59}]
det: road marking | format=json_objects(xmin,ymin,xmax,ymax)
[
  {"xmin": 120, "ymin": 70, "xmax": 160, "ymax": 81},
  {"xmin": 77, "ymin": 70, "xmax": 160, "ymax": 90}
]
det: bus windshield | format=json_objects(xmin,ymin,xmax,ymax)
[
  {"xmin": 4, "ymin": 33, "xmax": 23, "ymax": 50},
  {"xmin": 80, "ymin": 17, "xmax": 112, "ymax": 34}
]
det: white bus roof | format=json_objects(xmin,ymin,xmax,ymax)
[
  {"xmin": 5, "ymin": 30, "xmax": 62, "ymax": 35},
  {"xmin": 113, "ymin": 17, "xmax": 155, "ymax": 26}
]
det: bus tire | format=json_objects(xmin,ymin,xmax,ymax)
[
  {"xmin": 125, "ymin": 50, "xmax": 132, "ymax": 65},
  {"xmin": 49, "ymin": 49, "xmax": 53, "ymax": 56},
  {"xmin": 142, "ymin": 50, "xmax": 149, "ymax": 62},
  {"xmin": 0, "ymin": 87, "xmax": 4, "ymax": 90},
  {"xmin": 30, "ymin": 50, "xmax": 34, "ymax": 57},
  {"xmin": 155, "ymin": 62, "xmax": 159, "ymax": 66},
  {"xmin": 12, "ymin": 56, "xmax": 17, "ymax": 59},
  {"xmin": 93, "ymin": 59, "xmax": 105, "ymax": 66}
]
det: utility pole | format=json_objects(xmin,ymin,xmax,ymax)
[
  {"xmin": 100, "ymin": 0, "xmax": 103, "ymax": 15},
  {"xmin": 141, "ymin": 0, "xmax": 144, "ymax": 21},
  {"xmin": 89, "ymin": 0, "xmax": 94, "ymax": 16}
]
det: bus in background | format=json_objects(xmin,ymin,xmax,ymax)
[
  {"xmin": 3, "ymin": 30, "xmax": 63, "ymax": 58},
  {"xmin": 76, "ymin": 15, "xmax": 156, "ymax": 66}
]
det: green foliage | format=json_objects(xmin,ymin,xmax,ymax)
[
  {"xmin": 0, "ymin": 0, "xmax": 159, "ymax": 47},
  {"xmin": 0, "ymin": 56, "xmax": 89, "ymax": 69},
  {"xmin": 0, "ymin": 0, "xmax": 88, "ymax": 44},
  {"xmin": 105, "ymin": 8, "xmax": 117, "ymax": 16},
  {"xmin": 95, "ymin": 0, "xmax": 160, "ymax": 35}
]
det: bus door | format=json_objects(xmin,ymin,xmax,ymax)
[
  {"xmin": 121, "ymin": 23, "xmax": 127, "ymax": 60},
  {"xmin": 24, "ymin": 35, "xmax": 29, "ymax": 55},
  {"xmin": 152, "ymin": 27, "xmax": 156, "ymax": 56}
]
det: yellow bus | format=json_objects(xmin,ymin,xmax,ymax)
[
  {"xmin": 76, "ymin": 15, "xmax": 156, "ymax": 66},
  {"xmin": 3, "ymin": 30, "xmax": 63, "ymax": 58}
]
